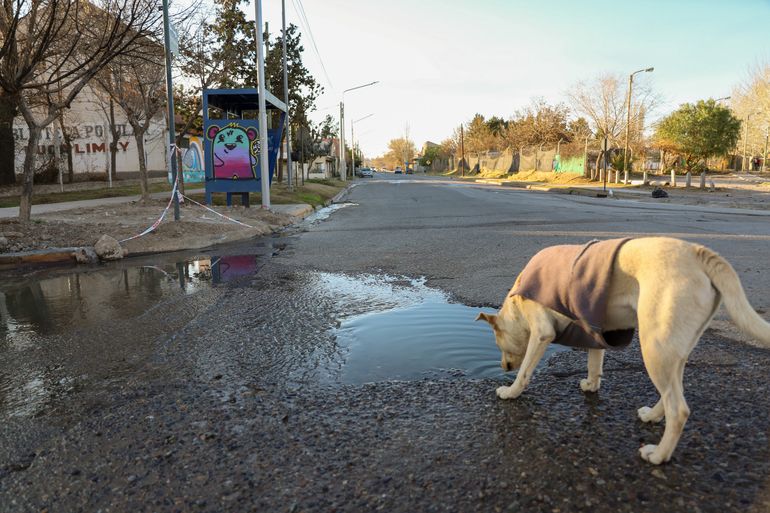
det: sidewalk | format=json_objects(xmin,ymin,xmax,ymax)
[
  {"xmin": 0, "ymin": 178, "xmax": 348, "ymax": 267},
  {"xmin": 0, "ymin": 188, "xmax": 204, "ymax": 219},
  {"xmin": 472, "ymin": 172, "xmax": 770, "ymax": 214}
]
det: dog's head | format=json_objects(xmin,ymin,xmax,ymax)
[{"xmin": 476, "ymin": 295, "xmax": 531, "ymax": 371}]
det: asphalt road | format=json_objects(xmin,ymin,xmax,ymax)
[{"xmin": 1, "ymin": 173, "xmax": 770, "ymax": 512}]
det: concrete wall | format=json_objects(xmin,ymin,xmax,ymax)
[{"xmin": 13, "ymin": 84, "xmax": 168, "ymax": 178}]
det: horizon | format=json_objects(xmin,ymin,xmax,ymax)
[{"xmin": 259, "ymin": 0, "xmax": 770, "ymax": 157}]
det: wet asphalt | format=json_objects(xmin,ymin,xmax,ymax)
[{"xmin": 2, "ymin": 174, "xmax": 770, "ymax": 512}]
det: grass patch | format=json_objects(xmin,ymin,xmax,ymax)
[
  {"xmin": 0, "ymin": 182, "xmax": 173, "ymax": 208},
  {"xmin": 186, "ymin": 180, "xmax": 344, "ymax": 208}
]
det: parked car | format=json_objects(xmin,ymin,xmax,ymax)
[
  {"xmin": 359, "ymin": 167, "xmax": 373, "ymax": 178},
  {"xmin": 405, "ymin": 167, "xmax": 414, "ymax": 174},
  {"xmin": 395, "ymin": 167, "xmax": 403, "ymax": 174}
]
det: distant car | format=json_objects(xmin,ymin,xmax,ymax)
[
  {"xmin": 359, "ymin": 167, "xmax": 373, "ymax": 178},
  {"xmin": 395, "ymin": 167, "xmax": 403, "ymax": 174},
  {"xmin": 405, "ymin": 167, "xmax": 414, "ymax": 174}
]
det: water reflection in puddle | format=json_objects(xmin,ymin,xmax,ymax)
[
  {"xmin": 314, "ymin": 272, "xmax": 565, "ymax": 384},
  {"xmin": 0, "ymin": 251, "xmax": 267, "ymax": 417}
]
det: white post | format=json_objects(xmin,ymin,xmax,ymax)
[
  {"xmin": 339, "ymin": 102, "xmax": 346, "ymax": 181},
  {"xmin": 254, "ymin": 0, "xmax": 271, "ymax": 208}
]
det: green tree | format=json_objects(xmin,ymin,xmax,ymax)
[
  {"xmin": 385, "ymin": 137, "xmax": 416, "ymax": 169},
  {"xmin": 418, "ymin": 144, "xmax": 442, "ymax": 166},
  {"xmin": 465, "ymin": 114, "xmax": 496, "ymax": 153},
  {"xmin": 263, "ymin": 24, "xmax": 323, "ymax": 125},
  {"xmin": 209, "ymin": 0, "xmax": 253, "ymax": 88},
  {"xmin": 653, "ymin": 99, "xmax": 741, "ymax": 172}
]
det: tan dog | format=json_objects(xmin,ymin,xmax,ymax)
[{"xmin": 477, "ymin": 237, "xmax": 770, "ymax": 465}]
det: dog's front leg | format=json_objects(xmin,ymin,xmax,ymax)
[
  {"xmin": 580, "ymin": 349, "xmax": 605, "ymax": 393},
  {"xmin": 497, "ymin": 324, "xmax": 555, "ymax": 400}
]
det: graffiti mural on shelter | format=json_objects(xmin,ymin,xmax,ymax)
[{"xmin": 206, "ymin": 123, "xmax": 259, "ymax": 180}]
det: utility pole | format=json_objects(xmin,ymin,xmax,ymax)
[
  {"xmin": 743, "ymin": 113, "xmax": 753, "ymax": 172},
  {"xmin": 254, "ymin": 0, "xmax": 271, "ymax": 208},
  {"xmin": 623, "ymin": 67, "xmax": 654, "ymax": 184},
  {"xmin": 281, "ymin": 0, "xmax": 293, "ymax": 189},
  {"xmin": 763, "ymin": 126, "xmax": 769, "ymax": 174},
  {"xmin": 460, "ymin": 124, "xmax": 465, "ymax": 177},
  {"xmin": 583, "ymin": 135, "xmax": 589, "ymax": 178},
  {"xmin": 161, "ymin": 0, "xmax": 180, "ymax": 220}
]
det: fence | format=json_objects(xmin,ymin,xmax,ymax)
[{"xmin": 447, "ymin": 142, "xmax": 668, "ymax": 178}]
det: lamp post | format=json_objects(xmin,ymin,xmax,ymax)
[
  {"xmin": 281, "ymin": 0, "xmax": 293, "ymax": 189},
  {"xmin": 623, "ymin": 67, "xmax": 654, "ymax": 184},
  {"xmin": 351, "ymin": 113, "xmax": 373, "ymax": 176},
  {"xmin": 339, "ymin": 81, "xmax": 378, "ymax": 181},
  {"xmin": 161, "ymin": 0, "xmax": 179, "ymax": 220}
]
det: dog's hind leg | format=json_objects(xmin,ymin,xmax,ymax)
[
  {"xmin": 580, "ymin": 349, "xmax": 605, "ymax": 393},
  {"xmin": 637, "ymin": 291, "xmax": 720, "ymax": 426},
  {"xmin": 636, "ymin": 284, "xmax": 718, "ymax": 464},
  {"xmin": 637, "ymin": 348, "xmax": 689, "ymax": 465},
  {"xmin": 637, "ymin": 400, "xmax": 664, "ymax": 423}
]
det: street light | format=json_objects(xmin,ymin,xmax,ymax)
[
  {"xmin": 623, "ymin": 67, "xmax": 654, "ymax": 184},
  {"xmin": 339, "ymin": 81, "xmax": 379, "ymax": 181},
  {"xmin": 351, "ymin": 113, "xmax": 374, "ymax": 175},
  {"xmin": 715, "ymin": 96, "xmax": 731, "ymax": 103}
]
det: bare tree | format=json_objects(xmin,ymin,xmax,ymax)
[
  {"xmin": 731, "ymin": 62, "xmax": 770, "ymax": 163},
  {"xmin": 96, "ymin": 50, "xmax": 166, "ymax": 202},
  {"xmin": 567, "ymin": 73, "xmax": 659, "ymax": 177},
  {"xmin": 567, "ymin": 74, "xmax": 658, "ymax": 145},
  {"xmin": 0, "ymin": 0, "xmax": 162, "ymax": 222}
]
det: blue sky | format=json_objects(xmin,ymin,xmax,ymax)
[{"xmin": 260, "ymin": 0, "xmax": 770, "ymax": 156}]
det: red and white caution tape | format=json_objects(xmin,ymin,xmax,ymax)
[
  {"xmin": 180, "ymin": 193, "xmax": 255, "ymax": 228},
  {"xmin": 119, "ymin": 176, "xmax": 179, "ymax": 243}
]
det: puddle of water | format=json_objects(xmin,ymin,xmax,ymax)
[
  {"xmin": 312, "ymin": 272, "xmax": 565, "ymax": 384},
  {"xmin": 0, "ymin": 250, "xmax": 268, "ymax": 417},
  {"xmin": 301, "ymin": 202, "xmax": 356, "ymax": 224}
]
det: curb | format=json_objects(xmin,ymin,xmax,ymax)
[
  {"xmin": 329, "ymin": 183, "xmax": 355, "ymax": 205},
  {"xmin": 0, "ymin": 246, "xmax": 97, "ymax": 269}
]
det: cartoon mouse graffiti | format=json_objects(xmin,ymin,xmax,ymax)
[{"xmin": 207, "ymin": 124, "xmax": 259, "ymax": 180}]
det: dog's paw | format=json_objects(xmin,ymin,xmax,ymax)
[
  {"xmin": 639, "ymin": 444, "xmax": 667, "ymax": 465},
  {"xmin": 496, "ymin": 385, "xmax": 520, "ymax": 400},
  {"xmin": 580, "ymin": 377, "xmax": 601, "ymax": 393},
  {"xmin": 637, "ymin": 406, "xmax": 664, "ymax": 424}
]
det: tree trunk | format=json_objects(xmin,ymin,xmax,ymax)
[
  {"xmin": 109, "ymin": 99, "xmax": 119, "ymax": 183},
  {"xmin": 0, "ymin": 93, "xmax": 18, "ymax": 185},
  {"xmin": 18, "ymin": 126, "xmax": 42, "ymax": 223},
  {"xmin": 176, "ymin": 145, "xmax": 185, "ymax": 196},
  {"xmin": 133, "ymin": 129, "xmax": 150, "ymax": 202},
  {"xmin": 62, "ymin": 127, "xmax": 74, "ymax": 183},
  {"xmin": 593, "ymin": 152, "xmax": 603, "ymax": 181}
]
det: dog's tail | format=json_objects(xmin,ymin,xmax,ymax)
[{"xmin": 696, "ymin": 244, "xmax": 770, "ymax": 347}]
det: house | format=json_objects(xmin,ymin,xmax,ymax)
[{"xmin": 308, "ymin": 156, "xmax": 336, "ymax": 179}]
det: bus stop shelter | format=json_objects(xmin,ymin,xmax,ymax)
[{"xmin": 202, "ymin": 88, "xmax": 287, "ymax": 206}]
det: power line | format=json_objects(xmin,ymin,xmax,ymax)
[{"xmin": 291, "ymin": 0, "xmax": 334, "ymax": 91}]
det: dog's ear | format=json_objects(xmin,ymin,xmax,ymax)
[{"xmin": 475, "ymin": 312, "xmax": 497, "ymax": 327}]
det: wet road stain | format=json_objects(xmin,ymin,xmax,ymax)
[
  {"xmin": 0, "ymin": 252, "xmax": 563, "ymax": 417},
  {"xmin": 310, "ymin": 272, "xmax": 565, "ymax": 384}
]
